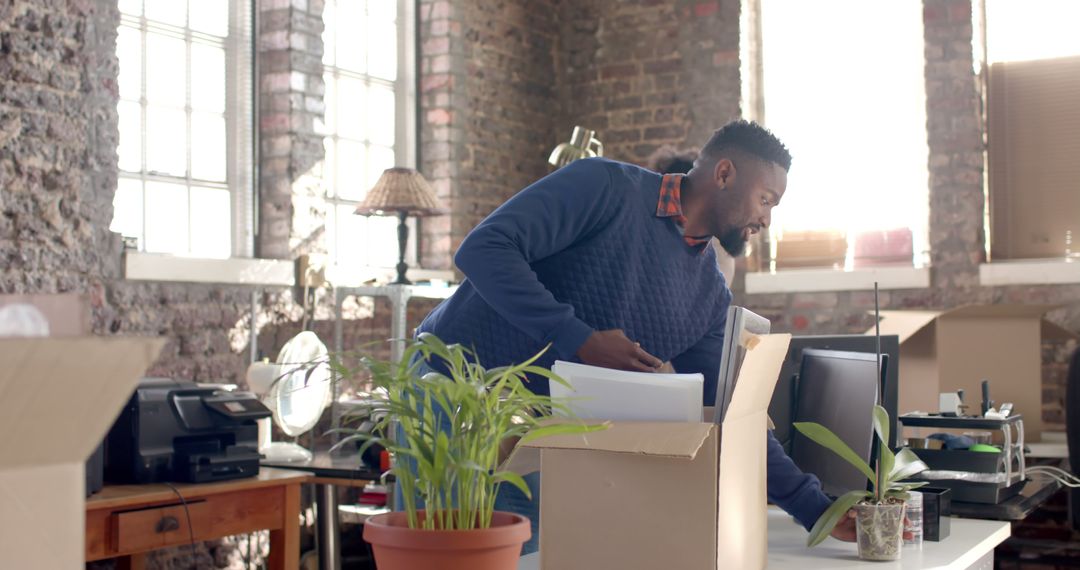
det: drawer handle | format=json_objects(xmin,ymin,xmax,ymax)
[{"xmin": 156, "ymin": 515, "xmax": 180, "ymax": 533}]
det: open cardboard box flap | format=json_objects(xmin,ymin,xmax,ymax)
[
  {"xmin": 0, "ymin": 337, "xmax": 165, "ymax": 470},
  {"xmin": 870, "ymin": 304, "xmax": 1076, "ymax": 342}
]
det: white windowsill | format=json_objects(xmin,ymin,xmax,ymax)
[
  {"xmin": 979, "ymin": 258, "xmax": 1080, "ymax": 286},
  {"xmin": 745, "ymin": 266, "xmax": 930, "ymax": 294},
  {"xmin": 124, "ymin": 252, "xmax": 457, "ymax": 288},
  {"xmin": 124, "ymin": 252, "xmax": 296, "ymax": 286}
]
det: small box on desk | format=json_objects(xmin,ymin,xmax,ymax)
[
  {"xmin": 513, "ymin": 334, "xmax": 790, "ymax": 570},
  {"xmin": 922, "ymin": 487, "xmax": 952, "ymax": 542}
]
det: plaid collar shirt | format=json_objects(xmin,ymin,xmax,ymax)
[{"xmin": 656, "ymin": 173, "xmax": 711, "ymax": 253}]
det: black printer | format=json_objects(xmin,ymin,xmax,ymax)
[{"xmin": 105, "ymin": 378, "xmax": 271, "ymax": 484}]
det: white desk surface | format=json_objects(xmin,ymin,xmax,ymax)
[{"xmin": 518, "ymin": 508, "xmax": 1010, "ymax": 570}]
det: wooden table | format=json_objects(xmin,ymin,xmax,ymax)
[{"xmin": 86, "ymin": 468, "xmax": 310, "ymax": 570}]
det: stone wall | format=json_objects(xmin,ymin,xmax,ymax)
[{"xmin": 0, "ymin": 0, "xmax": 125, "ymax": 298}]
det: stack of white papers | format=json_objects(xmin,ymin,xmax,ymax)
[{"xmin": 550, "ymin": 361, "xmax": 703, "ymax": 422}]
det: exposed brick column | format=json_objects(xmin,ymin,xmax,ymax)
[
  {"xmin": 558, "ymin": 0, "xmax": 741, "ymax": 165},
  {"xmin": 418, "ymin": 0, "xmax": 560, "ymax": 270},
  {"xmin": 257, "ymin": 0, "xmax": 326, "ymax": 259},
  {"xmin": 923, "ymin": 0, "xmax": 985, "ymax": 292}
]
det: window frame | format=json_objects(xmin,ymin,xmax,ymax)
[
  {"xmin": 113, "ymin": 0, "xmax": 255, "ymax": 259},
  {"xmin": 741, "ymin": 0, "xmax": 931, "ymax": 288},
  {"xmin": 321, "ymin": 0, "xmax": 419, "ymax": 277}
]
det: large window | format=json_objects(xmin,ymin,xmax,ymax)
[
  {"xmin": 983, "ymin": 0, "xmax": 1080, "ymax": 262},
  {"xmin": 111, "ymin": 0, "xmax": 254, "ymax": 258},
  {"xmin": 753, "ymin": 0, "xmax": 929, "ymax": 272},
  {"xmin": 320, "ymin": 0, "xmax": 416, "ymax": 274}
]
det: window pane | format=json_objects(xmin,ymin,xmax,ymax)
[
  {"xmin": 337, "ymin": 77, "xmax": 366, "ymax": 139},
  {"xmin": 322, "ymin": 0, "xmax": 336, "ymax": 66},
  {"xmin": 336, "ymin": 138, "xmax": 366, "ymax": 200},
  {"xmin": 761, "ymin": 0, "xmax": 927, "ymax": 246},
  {"xmin": 146, "ymin": 33, "xmax": 187, "ymax": 107},
  {"xmin": 191, "ymin": 43, "xmax": 225, "ymax": 112},
  {"xmin": 367, "ymin": 145, "xmax": 395, "ymax": 191},
  {"xmin": 119, "ymin": 0, "xmax": 142, "ymax": 16},
  {"xmin": 117, "ymin": 100, "xmax": 142, "ymax": 173},
  {"xmin": 987, "ymin": 0, "xmax": 1080, "ymax": 63},
  {"xmin": 144, "ymin": 181, "xmax": 189, "ymax": 254},
  {"xmin": 189, "ymin": 186, "xmax": 231, "ymax": 258},
  {"xmin": 191, "ymin": 112, "xmax": 226, "ymax": 182},
  {"xmin": 367, "ymin": 0, "xmax": 396, "ymax": 23},
  {"xmin": 322, "ymin": 138, "xmax": 337, "ymax": 197},
  {"xmin": 365, "ymin": 85, "xmax": 395, "ymax": 146},
  {"xmin": 117, "ymin": 26, "xmax": 142, "ymax": 101},
  {"xmin": 111, "ymin": 178, "xmax": 144, "ymax": 245},
  {"xmin": 335, "ymin": 204, "xmax": 399, "ymax": 268},
  {"xmin": 366, "ymin": 17, "xmax": 396, "ymax": 80},
  {"xmin": 146, "ymin": 0, "xmax": 186, "ymax": 27},
  {"xmin": 336, "ymin": 3, "xmax": 366, "ymax": 72},
  {"xmin": 189, "ymin": 0, "xmax": 229, "ymax": 37},
  {"xmin": 146, "ymin": 105, "xmax": 187, "ymax": 176}
]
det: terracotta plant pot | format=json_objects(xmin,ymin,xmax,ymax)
[
  {"xmin": 363, "ymin": 510, "xmax": 530, "ymax": 570},
  {"xmin": 854, "ymin": 501, "xmax": 906, "ymax": 561}
]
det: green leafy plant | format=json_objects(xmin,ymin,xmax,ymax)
[
  {"xmin": 794, "ymin": 404, "xmax": 930, "ymax": 546},
  {"xmin": 330, "ymin": 332, "xmax": 605, "ymax": 531}
]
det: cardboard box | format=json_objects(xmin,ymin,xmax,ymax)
[
  {"xmin": 868, "ymin": 304, "xmax": 1077, "ymax": 441},
  {"xmin": 0, "ymin": 334, "xmax": 163, "ymax": 569},
  {"xmin": 521, "ymin": 334, "xmax": 790, "ymax": 570}
]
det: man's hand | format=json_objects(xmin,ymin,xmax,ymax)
[
  {"xmin": 829, "ymin": 508, "xmax": 914, "ymax": 543},
  {"xmin": 577, "ymin": 329, "xmax": 663, "ymax": 372},
  {"xmin": 830, "ymin": 509, "xmax": 857, "ymax": 542}
]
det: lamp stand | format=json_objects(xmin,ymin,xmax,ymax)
[{"xmin": 394, "ymin": 210, "xmax": 411, "ymax": 285}]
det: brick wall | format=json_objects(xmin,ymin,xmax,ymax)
[
  {"xmin": 418, "ymin": 0, "xmax": 743, "ymax": 268},
  {"xmin": 558, "ymin": 0, "xmax": 741, "ymax": 165},
  {"xmin": 418, "ymin": 0, "xmax": 561, "ymax": 268}
]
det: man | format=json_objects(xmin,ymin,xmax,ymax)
[
  {"xmin": 646, "ymin": 144, "xmax": 737, "ymax": 285},
  {"xmin": 416, "ymin": 120, "xmax": 854, "ymax": 552}
]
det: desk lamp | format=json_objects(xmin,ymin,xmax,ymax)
[
  {"xmin": 354, "ymin": 167, "xmax": 446, "ymax": 284},
  {"xmin": 548, "ymin": 126, "xmax": 604, "ymax": 168}
]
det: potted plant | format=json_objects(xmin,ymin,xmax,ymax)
[
  {"xmin": 794, "ymin": 405, "xmax": 930, "ymax": 561},
  {"xmin": 332, "ymin": 332, "xmax": 603, "ymax": 570}
]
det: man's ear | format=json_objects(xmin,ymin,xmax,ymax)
[{"xmin": 714, "ymin": 158, "xmax": 736, "ymax": 189}]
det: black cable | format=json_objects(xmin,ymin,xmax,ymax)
[{"xmin": 163, "ymin": 482, "xmax": 199, "ymax": 570}]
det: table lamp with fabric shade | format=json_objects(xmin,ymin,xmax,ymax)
[{"xmin": 354, "ymin": 167, "xmax": 446, "ymax": 284}]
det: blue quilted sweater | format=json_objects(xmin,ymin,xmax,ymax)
[{"xmin": 417, "ymin": 157, "xmax": 832, "ymax": 530}]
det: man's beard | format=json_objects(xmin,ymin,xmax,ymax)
[{"xmin": 718, "ymin": 227, "xmax": 747, "ymax": 257}]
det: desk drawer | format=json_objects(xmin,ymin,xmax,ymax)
[{"xmin": 104, "ymin": 486, "xmax": 282, "ymax": 556}]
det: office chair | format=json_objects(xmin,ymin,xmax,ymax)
[{"xmin": 1067, "ymin": 345, "xmax": 1080, "ymax": 532}]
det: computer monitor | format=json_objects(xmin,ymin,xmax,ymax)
[
  {"xmin": 712, "ymin": 306, "xmax": 770, "ymax": 424},
  {"xmin": 769, "ymin": 334, "xmax": 900, "ymax": 450},
  {"xmin": 789, "ymin": 349, "xmax": 881, "ymax": 498}
]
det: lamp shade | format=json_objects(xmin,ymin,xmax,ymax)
[{"xmin": 354, "ymin": 167, "xmax": 446, "ymax": 217}]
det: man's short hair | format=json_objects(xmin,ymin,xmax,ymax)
[{"xmin": 699, "ymin": 120, "xmax": 792, "ymax": 171}]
